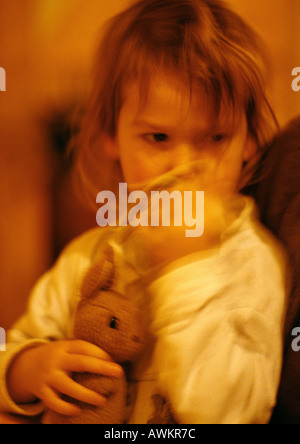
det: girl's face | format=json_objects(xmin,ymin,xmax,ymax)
[{"xmin": 104, "ymin": 71, "xmax": 255, "ymax": 193}]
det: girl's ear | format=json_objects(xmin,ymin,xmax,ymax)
[
  {"xmin": 238, "ymin": 133, "xmax": 259, "ymax": 190},
  {"xmin": 243, "ymin": 133, "xmax": 258, "ymax": 163},
  {"xmin": 81, "ymin": 245, "xmax": 115, "ymax": 300},
  {"xmin": 101, "ymin": 132, "xmax": 120, "ymax": 160}
]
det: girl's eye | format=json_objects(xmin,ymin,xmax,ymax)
[
  {"xmin": 109, "ymin": 317, "xmax": 120, "ymax": 330},
  {"xmin": 212, "ymin": 133, "xmax": 226, "ymax": 143},
  {"xmin": 145, "ymin": 133, "xmax": 169, "ymax": 143}
]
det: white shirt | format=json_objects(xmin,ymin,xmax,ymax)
[{"xmin": 0, "ymin": 196, "xmax": 289, "ymax": 423}]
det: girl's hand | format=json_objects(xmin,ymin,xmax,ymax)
[{"xmin": 7, "ymin": 339, "xmax": 123, "ymax": 416}]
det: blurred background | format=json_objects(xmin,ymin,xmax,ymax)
[{"xmin": 0, "ymin": 0, "xmax": 299, "ymax": 329}]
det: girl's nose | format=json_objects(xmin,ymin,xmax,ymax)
[{"xmin": 173, "ymin": 143, "xmax": 199, "ymax": 166}]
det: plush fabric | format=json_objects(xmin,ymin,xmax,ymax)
[
  {"xmin": 249, "ymin": 116, "xmax": 300, "ymax": 424},
  {"xmin": 43, "ymin": 249, "xmax": 146, "ymax": 424}
]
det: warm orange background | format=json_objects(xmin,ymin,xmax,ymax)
[{"xmin": 0, "ymin": 0, "xmax": 299, "ymax": 329}]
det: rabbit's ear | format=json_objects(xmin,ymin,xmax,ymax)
[{"xmin": 81, "ymin": 245, "xmax": 115, "ymax": 300}]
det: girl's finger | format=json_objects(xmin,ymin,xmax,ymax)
[
  {"xmin": 51, "ymin": 374, "xmax": 107, "ymax": 408},
  {"xmin": 63, "ymin": 354, "xmax": 123, "ymax": 378},
  {"xmin": 40, "ymin": 386, "xmax": 81, "ymax": 417},
  {"xmin": 65, "ymin": 340, "xmax": 113, "ymax": 362}
]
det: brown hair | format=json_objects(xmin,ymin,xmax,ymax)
[{"xmin": 72, "ymin": 0, "xmax": 278, "ymax": 208}]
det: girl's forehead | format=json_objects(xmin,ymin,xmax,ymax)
[
  {"xmin": 121, "ymin": 71, "xmax": 239, "ymax": 131},
  {"xmin": 124, "ymin": 71, "xmax": 213, "ymax": 120}
]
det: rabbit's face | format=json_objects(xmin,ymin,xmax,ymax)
[{"xmin": 74, "ymin": 291, "xmax": 146, "ymax": 363}]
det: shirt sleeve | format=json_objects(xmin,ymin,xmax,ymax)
[
  {"xmin": 155, "ymin": 307, "xmax": 284, "ymax": 424},
  {"xmin": 0, "ymin": 227, "xmax": 107, "ymax": 416},
  {"xmin": 148, "ymin": 225, "xmax": 289, "ymax": 424}
]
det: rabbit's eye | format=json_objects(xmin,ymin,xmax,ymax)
[{"xmin": 110, "ymin": 317, "xmax": 119, "ymax": 330}]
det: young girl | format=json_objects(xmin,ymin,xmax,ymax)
[{"xmin": 0, "ymin": 0, "xmax": 289, "ymax": 424}]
